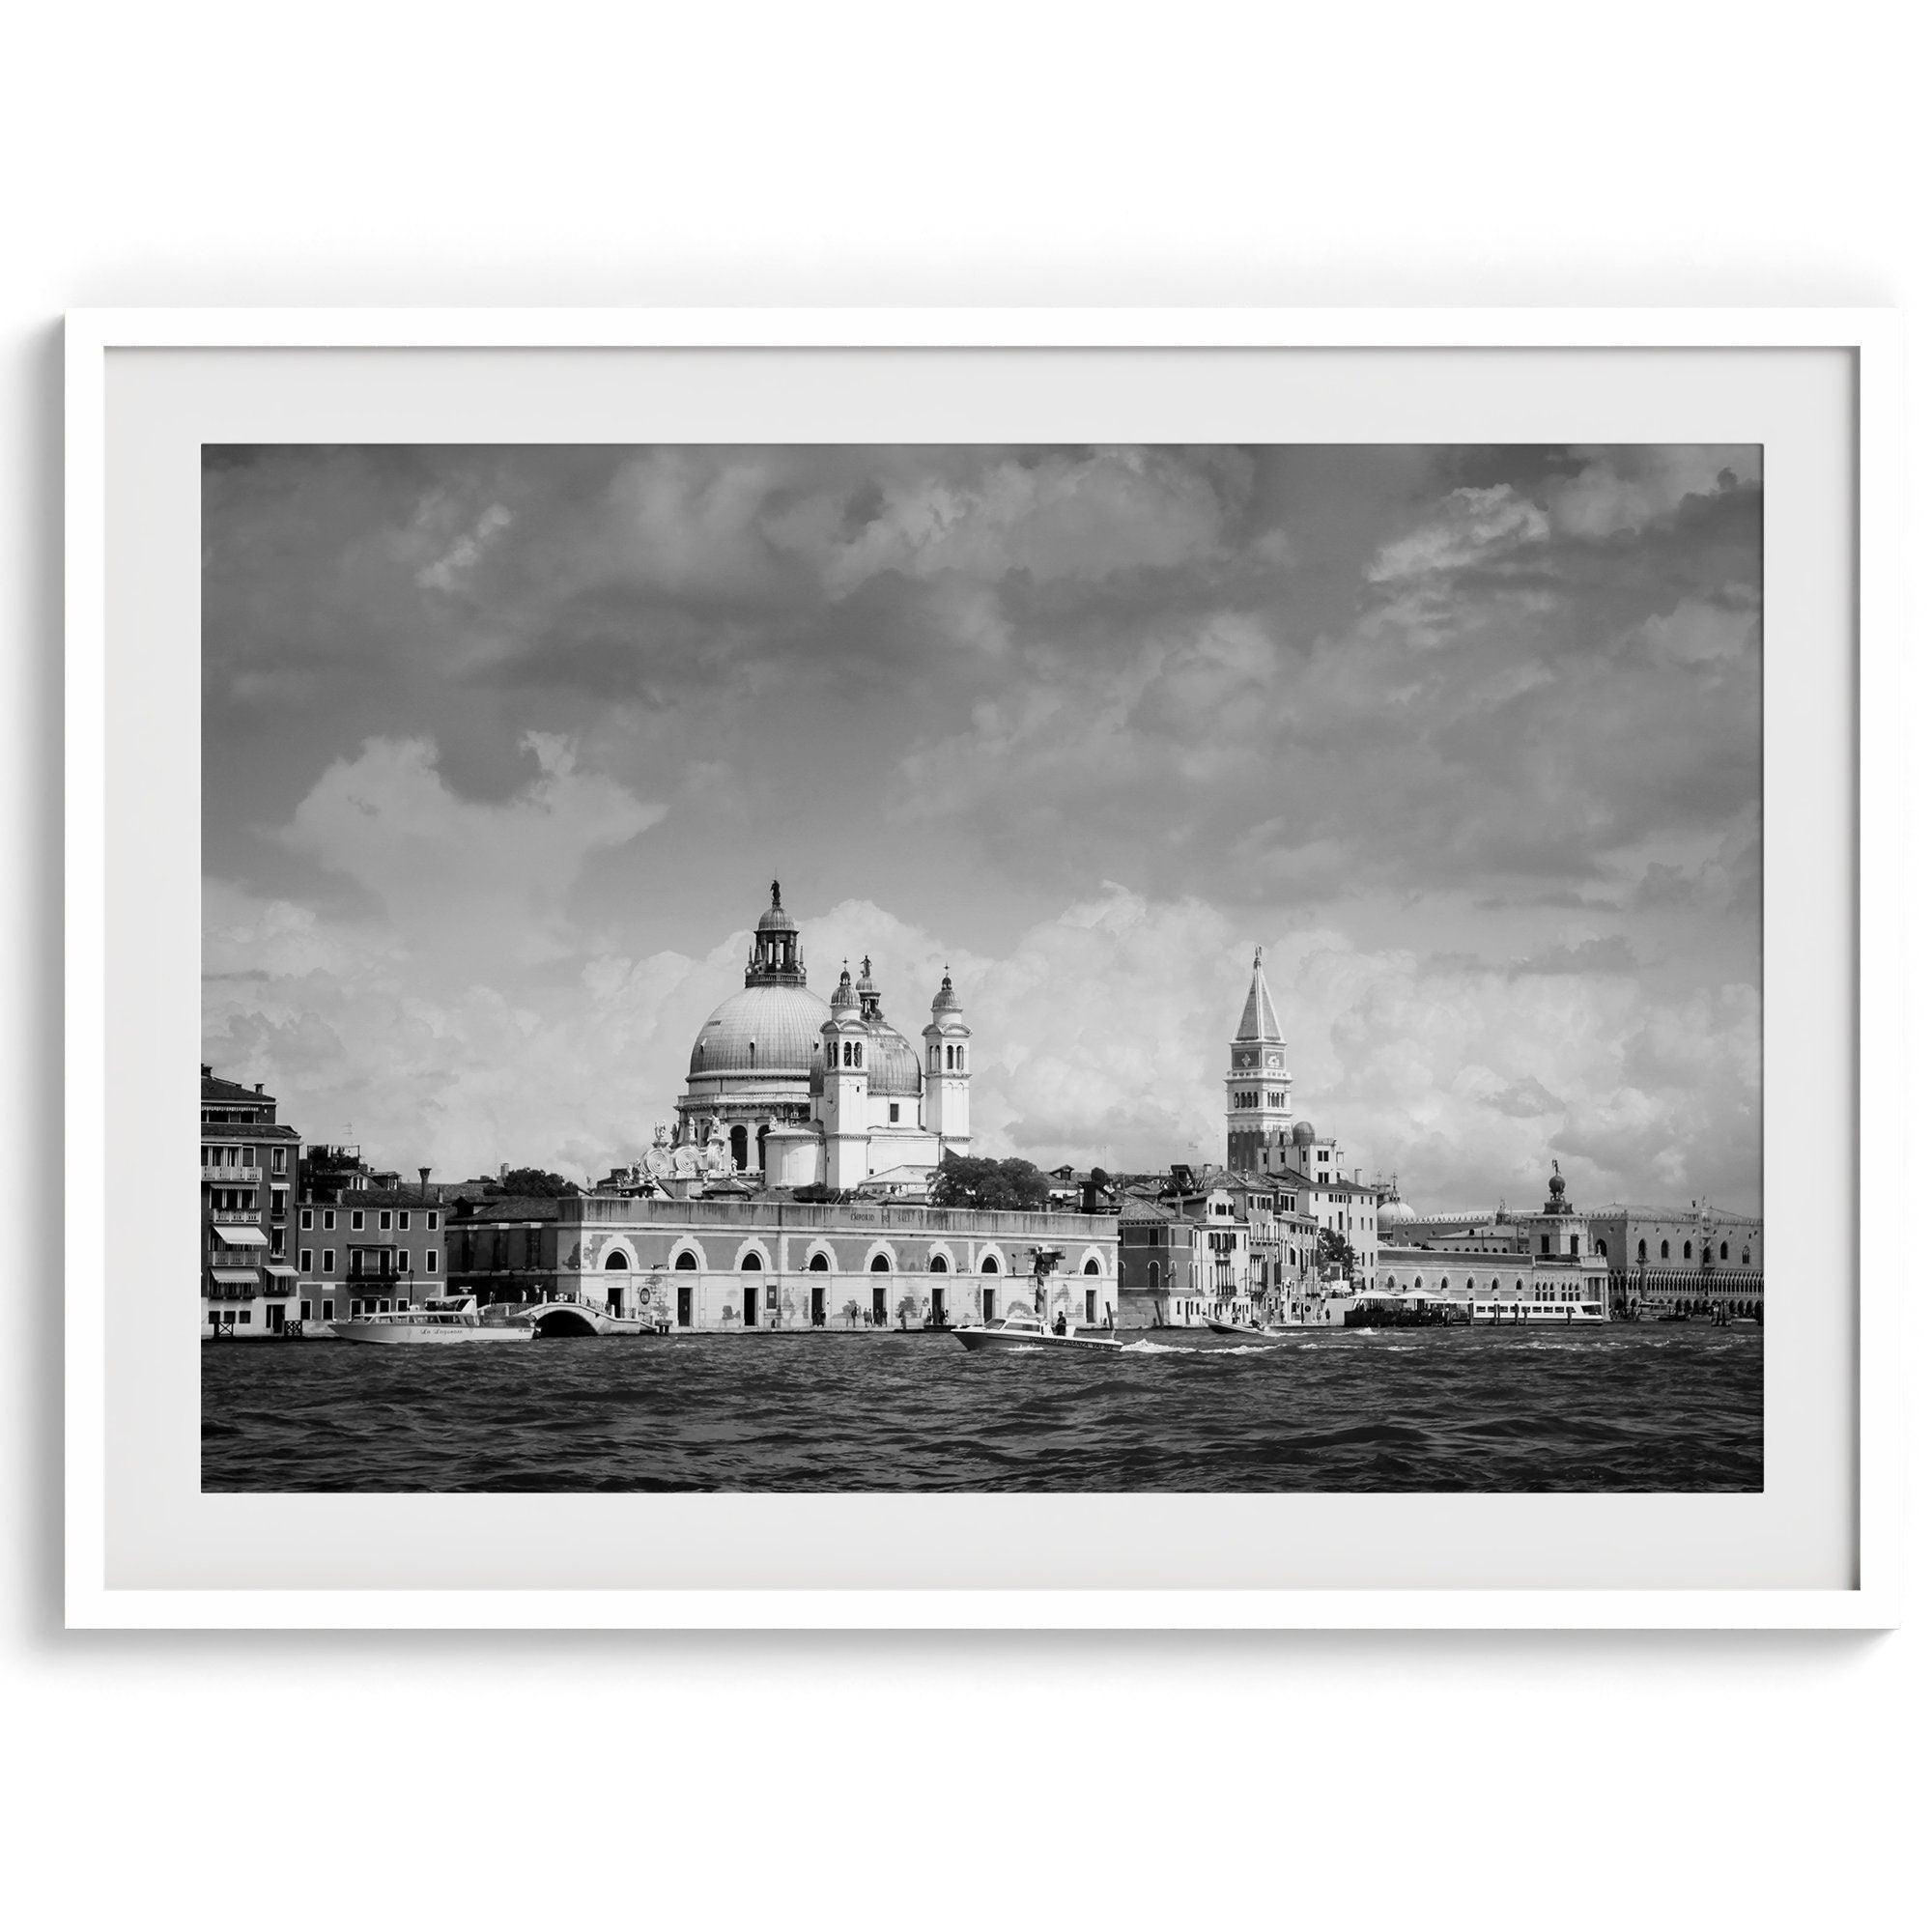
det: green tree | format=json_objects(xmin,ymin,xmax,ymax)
[
  {"xmin": 496, "ymin": 1167, "xmax": 582, "ymax": 1198},
  {"xmin": 1316, "ymin": 1228, "xmax": 1356, "ymax": 1278},
  {"xmin": 929, "ymin": 1153, "xmax": 1051, "ymax": 1211}
]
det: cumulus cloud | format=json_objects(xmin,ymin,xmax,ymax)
[
  {"xmin": 203, "ymin": 443, "xmax": 1764, "ymax": 1209},
  {"xmin": 279, "ymin": 733, "xmax": 665, "ymax": 964},
  {"xmin": 1366, "ymin": 484, "xmax": 1549, "ymax": 582}
]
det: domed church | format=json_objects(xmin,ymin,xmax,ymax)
[{"xmin": 674, "ymin": 882, "xmax": 972, "ymax": 1189}]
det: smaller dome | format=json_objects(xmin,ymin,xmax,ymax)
[
  {"xmin": 1547, "ymin": 1160, "xmax": 1568, "ymax": 1201},
  {"xmin": 829, "ymin": 964, "xmax": 859, "ymax": 1014},
  {"xmin": 755, "ymin": 878, "xmax": 797, "ymax": 933},
  {"xmin": 1378, "ymin": 1195, "xmax": 1417, "ymax": 1229},
  {"xmin": 931, "ymin": 969, "xmax": 961, "ymax": 1014},
  {"xmin": 1292, "ymin": 1121, "xmax": 1316, "ymax": 1147},
  {"xmin": 866, "ymin": 1019, "xmax": 922, "ymax": 1097}
]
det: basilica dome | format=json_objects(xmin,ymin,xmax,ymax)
[
  {"xmin": 1378, "ymin": 1192, "xmax": 1417, "ymax": 1230},
  {"xmin": 689, "ymin": 983, "xmax": 833, "ymax": 1079}
]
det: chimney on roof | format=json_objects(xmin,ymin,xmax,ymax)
[
  {"xmin": 418, "ymin": 1166, "xmax": 431, "ymax": 1201},
  {"xmin": 254, "ymin": 1082, "xmax": 264, "ymax": 1094},
  {"xmin": 201, "ymin": 1065, "xmax": 211, "ymax": 1077}
]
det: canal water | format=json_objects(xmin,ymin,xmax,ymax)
[{"xmin": 202, "ymin": 1322, "xmax": 1762, "ymax": 1492}]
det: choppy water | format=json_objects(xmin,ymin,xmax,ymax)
[{"xmin": 202, "ymin": 1323, "xmax": 1761, "ymax": 1492}]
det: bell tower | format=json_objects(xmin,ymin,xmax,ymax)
[
  {"xmin": 921, "ymin": 968, "xmax": 972, "ymax": 1153},
  {"xmin": 822, "ymin": 962, "xmax": 871, "ymax": 1190},
  {"xmin": 1226, "ymin": 947, "xmax": 1293, "ymax": 1172}
]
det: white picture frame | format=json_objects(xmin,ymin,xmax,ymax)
[{"xmin": 65, "ymin": 308, "xmax": 1903, "ymax": 1630}]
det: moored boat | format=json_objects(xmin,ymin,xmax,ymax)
[{"xmin": 327, "ymin": 1293, "xmax": 531, "ymax": 1346}]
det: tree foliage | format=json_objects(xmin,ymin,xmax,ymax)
[
  {"xmin": 929, "ymin": 1153, "xmax": 1051, "ymax": 1211},
  {"xmin": 1317, "ymin": 1228, "xmax": 1356, "ymax": 1277},
  {"xmin": 496, "ymin": 1167, "xmax": 582, "ymax": 1198}
]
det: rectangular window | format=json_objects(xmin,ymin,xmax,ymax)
[
  {"xmin": 324, "ymin": 1209, "xmax": 335, "ymax": 1232},
  {"xmin": 397, "ymin": 1251, "xmax": 411, "ymax": 1272},
  {"xmin": 379, "ymin": 1209, "xmax": 391, "ymax": 1231},
  {"xmin": 300, "ymin": 1248, "xmax": 313, "ymax": 1273},
  {"xmin": 428, "ymin": 1210, "xmax": 440, "ymax": 1231},
  {"xmin": 323, "ymin": 1299, "xmax": 334, "ymax": 1320},
  {"xmin": 425, "ymin": 1252, "xmax": 440, "ymax": 1274},
  {"xmin": 352, "ymin": 1209, "xmax": 364, "ymax": 1231},
  {"xmin": 399, "ymin": 1210, "xmax": 411, "ymax": 1231},
  {"xmin": 888, "ymin": 1103, "xmax": 900, "ymax": 1123},
  {"xmin": 300, "ymin": 1208, "xmax": 313, "ymax": 1230},
  {"xmin": 299, "ymin": 1300, "xmax": 311, "ymax": 1321},
  {"xmin": 271, "ymin": 1147, "xmax": 287, "ymax": 1174},
  {"xmin": 238, "ymin": 1311, "xmax": 250, "ymax": 1324},
  {"xmin": 323, "ymin": 1249, "xmax": 335, "ymax": 1272},
  {"xmin": 270, "ymin": 1229, "xmax": 286, "ymax": 1259}
]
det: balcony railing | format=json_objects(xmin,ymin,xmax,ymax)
[
  {"xmin": 203, "ymin": 1164, "xmax": 261, "ymax": 1184},
  {"xmin": 210, "ymin": 1208, "xmax": 262, "ymax": 1227}
]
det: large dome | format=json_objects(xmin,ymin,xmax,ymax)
[
  {"xmin": 689, "ymin": 983, "xmax": 832, "ymax": 1078},
  {"xmin": 1378, "ymin": 1194, "xmax": 1417, "ymax": 1230}
]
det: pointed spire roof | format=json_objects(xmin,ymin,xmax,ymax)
[{"xmin": 1234, "ymin": 946, "xmax": 1282, "ymax": 1043}]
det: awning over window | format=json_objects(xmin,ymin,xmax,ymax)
[
  {"xmin": 211, "ymin": 1267, "xmax": 259, "ymax": 1285},
  {"xmin": 213, "ymin": 1224, "xmax": 269, "ymax": 1247},
  {"xmin": 264, "ymin": 1264, "xmax": 298, "ymax": 1278}
]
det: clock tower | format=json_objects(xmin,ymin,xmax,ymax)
[{"xmin": 1226, "ymin": 947, "xmax": 1293, "ymax": 1172}]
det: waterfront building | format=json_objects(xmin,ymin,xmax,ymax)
[
  {"xmin": 1116, "ymin": 1166, "xmax": 1321, "ymax": 1328},
  {"xmin": 445, "ymin": 1191, "xmax": 1117, "ymax": 1332},
  {"xmin": 1381, "ymin": 1187, "xmax": 1763, "ymax": 1319},
  {"xmin": 295, "ymin": 1185, "xmax": 455, "ymax": 1323},
  {"xmin": 201, "ymin": 1066, "xmax": 301, "ymax": 1336},
  {"xmin": 672, "ymin": 881, "xmax": 970, "ymax": 1190},
  {"xmin": 1577, "ymin": 1202, "xmax": 1763, "ymax": 1318}
]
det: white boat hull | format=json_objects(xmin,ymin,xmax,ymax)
[
  {"xmin": 955, "ymin": 1325, "xmax": 1121, "ymax": 1352},
  {"xmin": 327, "ymin": 1321, "xmax": 530, "ymax": 1345}
]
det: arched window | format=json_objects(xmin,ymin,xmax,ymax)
[
  {"xmin": 869, "ymin": 1253, "xmax": 892, "ymax": 1273},
  {"xmin": 740, "ymin": 1251, "xmax": 765, "ymax": 1272},
  {"xmin": 1743, "ymin": 1247, "xmax": 1751, "ymax": 1266},
  {"xmin": 1596, "ymin": 1240, "xmax": 1607, "ymax": 1257},
  {"xmin": 1465, "ymin": 1278, "xmax": 1474, "ymax": 1293},
  {"xmin": 1660, "ymin": 1240, "xmax": 1671, "ymax": 1261},
  {"xmin": 673, "ymin": 1250, "xmax": 699, "ymax": 1271},
  {"xmin": 808, "ymin": 1252, "xmax": 830, "ymax": 1272},
  {"xmin": 929, "ymin": 1044, "xmax": 938, "ymax": 1070},
  {"xmin": 1702, "ymin": 1246, "xmax": 1712, "ymax": 1266},
  {"xmin": 1148, "ymin": 1262, "xmax": 1160, "ymax": 1289},
  {"xmin": 1084, "ymin": 1257, "xmax": 1100, "ymax": 1275},
  {"xmin": 1515, "ymin": 1279, "xmax": 1524, "ymax": 1293},
  {"xmin": 1637, "ymin": 1239, "xmax": 1647, "ymax": 1263},
  {"xmin": 854, "ymin": 1044, "xmax": 863, "ymax": 1068},
  {"xmin": 604, "ymin": 1250, "xmax": 629, "ymax": 1270},
  {"xmin": 1720, "ymin": 1241, "xmax": 1729, "ymax": 1261},
  {"xmin": 729, "ymin": 1124, "xmax": 749, "ymax": 1170},
  {"xmin": 980, "ymin": 1254, "xmax": 1000, "ymax": 1274},
  {"xmin": 928, "ymin": 1253, "xmax": 951, "ymax": 1272}
]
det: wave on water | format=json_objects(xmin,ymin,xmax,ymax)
[{"xmin": 202, "ymin": 1324, "xmax": 1766, "ymax": 1494}]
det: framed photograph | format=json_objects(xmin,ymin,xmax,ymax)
[{"xmin": 65, "ymin": 310, "xmax": 1901, "ymax": 1628}]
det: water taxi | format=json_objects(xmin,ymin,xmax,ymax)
[
  {"xmin": 955, "ymin": 1311, "xmax": 1122, "ymax": 1353},
  {"xmin": 955, "ymin": 1244, "xmax": 1122, "ymax": 1351},
  {"xmin": 327, "ymin": 1293, "xmax": 532, "ymax": 1346}
]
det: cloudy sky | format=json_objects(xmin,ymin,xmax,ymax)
[{"xmin": 203, "ymin": 442, "xmax": 1762, "ymax": 1210}]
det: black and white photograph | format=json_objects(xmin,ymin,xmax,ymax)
[{"xmin": 200, "ymin": 440, "xmax": 1764, "ymax": 1492}]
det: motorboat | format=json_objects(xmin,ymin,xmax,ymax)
[
  {"xmin": 327, "ymin": 1293, "xmax": 531, "ymax": 1346},
  {"xmin": 955, "ymin": 1312, "xmax": 1122, "ymax": 1352}
]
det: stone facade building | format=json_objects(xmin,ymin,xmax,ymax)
[
  {"xmin": 201, "ymin": 1066, "xmax": 301, "ymax": 1336},
  {"xmin": 446, "ymin": 1193, "xmax": 1118, "ymax": 1332}
]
